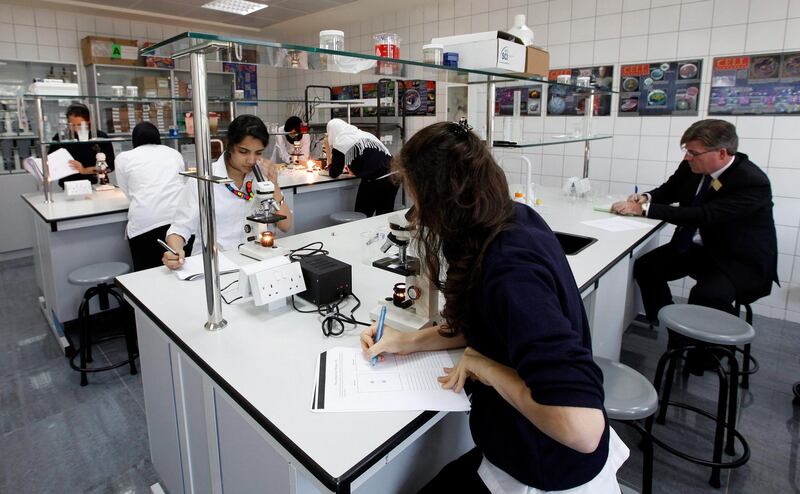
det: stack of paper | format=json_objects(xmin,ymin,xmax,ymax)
[
  {"xmin": 311, "ymin": 347, "xmax": 471, "ymax": 413},
  {"xmin": 173, "ymin": 253, "xmax": 239, "ymax": 280},
  {"xmin": 23, "ymin": 148, "xmax": 78, "ymax": 183}
]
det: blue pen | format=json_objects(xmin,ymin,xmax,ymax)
[
  {"xmin": 371, "ymin": 305, "xmax": 387, "ymax": 366},
  {"xmin": 634, "ymin": 184, "xmax": 639, "ymax": 195}
]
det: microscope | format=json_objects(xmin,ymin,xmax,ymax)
[
  {"xmin": 238, "ymin": 164, "xmax": 288, "ymax": 261},
  {"xmin": 288, "ymin": 139, "xmax": 304, "ymax": 168},
  {"xmin": 370, "ymin": 208, "xmax": 441, "ymax": 331}
]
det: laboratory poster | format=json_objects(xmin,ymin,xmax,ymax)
[
  {"xmin": 399, "ymin": 80, "xmax": 436, "ymax": 116},
  {"xmin": 330, "ymin": 84, "xmax": 361, "ymax": 118},
  {"xmin": 618, "ymin": 59, "xmax": 702, "ymax": 116},
  {"xmin": 709, "ymin": 52, "xmax": 800, "ymax": 115},
  {"xmin": 546, "ymin": 66, "xmax": 613, "ymax": 116},
  {"xmin": 361, "ymin": 81, "xmax": 396, "ymax": 117},
  {"xmin": 494, "ymin": 85, "xmax": 543, "ymax": 116},
  {"xmin": 222, "ymin": 62, "xmax": 258, "ymax": 101}
]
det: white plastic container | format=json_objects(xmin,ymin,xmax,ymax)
[
  {"xmin": 319, "ymin": 30, "xmax": 344, "ymax": 51},
  {"xmin": 111, "ymin": 85, "xmax": 124, "ymax": 97},
  {"xmin": 507, "ymin": 14, "xmax": 535, "ymax": 46},
  {"xmin": 125, "ymin": 85, "xmax": 138, "ymax": 97},
  {"xmin": 422, "ymin": 44, "xmax": 444, "ymax": 65}
]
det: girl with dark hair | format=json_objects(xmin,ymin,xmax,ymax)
[
  {"xmin": 324, "ymin": 118, "xmax": 398, "ymax": 217},
  {"xmin": 270, "ymin": 115, "xmax": 311, "ymax": 164},
  {"xmin": 163, "ymin": 115, "xmax": 292, "ymax": 269},
  {"xmin": 116, "ymin": 122, "xmax": 188, "ymax": 271},
  {"xmin": 48, "ymin": 102, "xmax": 115, "ymax": 189},
  {"xmin": 360, "ymin": 122, "xmax": 627, "ymax": 493}
]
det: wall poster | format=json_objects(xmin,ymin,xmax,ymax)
[
  {"xmin": 399, "ymin": 80, "xmax": 436, "ymax": 116},
  {"xmin": 330, "ymin": 84, "xmax": 361, "ymax": 118},
  {"xmin": 494, "ymin": 85, "xmax": 543, "ymax": 116},
  {"xmin": 546, "ymin": 66, "xmax": 613, "ymax": 116},
  {"xmin": 709, "ymin": 52, "xmax": 800, "ymax": 115},
  {"xmin": 361, "ymin": 81, "xmax": 396, "ymax": 117},
  {"xmin": 222, "ymin": 62, "xmax": 258, "ymax": 101},
  {"xmin": 618, "ymin": 59, "xmax": 702, "ymax": 116}
]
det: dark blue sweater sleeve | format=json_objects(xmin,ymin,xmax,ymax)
[{"xmin": 482, "ymin": 246, "xmax": 604, "ymax": 410}]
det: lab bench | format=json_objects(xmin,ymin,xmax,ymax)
[{"xmin": 116, "ymin": 186, "xmax": 663, "ymax": 494}]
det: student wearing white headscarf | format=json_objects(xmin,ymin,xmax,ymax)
[{"xmin": 324, "ymin": 118, "xmax": 398, "ymax": 217}]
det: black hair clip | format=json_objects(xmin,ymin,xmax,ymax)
[{"xmin": 451, "ymin": 118, "xmax": 473, "ymax": 137}]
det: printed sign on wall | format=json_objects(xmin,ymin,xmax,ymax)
[
  {"xmin": 709, "ymin": 52, "xmax": 800, "ymax": 115},
  {"xmin": 399, "ymin": 80, "xmax": 436, "ymax": 116},
  {"xmin": 618, "ymin": 60, "xmax": 702, "ymax": 116},
  {"xmin": 494, "ymin": 86, "xmax": 543, "ymax": 116},
  {"xmin": 330, "ymin": 85, "xmax": 360, "ymax": 118},
  {"xmin": 546, "ymin": 66, "xmax": 613, "ymax": 116}
]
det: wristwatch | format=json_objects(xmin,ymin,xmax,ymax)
[{"xmin": 641, "ymin": 202, "xmax": 650, "ymax": 217}]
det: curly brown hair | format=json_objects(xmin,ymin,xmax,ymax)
[{"xmin": 392, "ymin": 122, "xmax": 515, "ymax": 337}]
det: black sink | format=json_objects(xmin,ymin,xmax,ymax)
[{"xmin": 553, "ymin": 231, "xmax": 597, "ymax": 255}]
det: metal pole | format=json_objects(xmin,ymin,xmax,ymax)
[
  {"xmin": 583, "ymin": 90, "xmax": 596, "ymax": 179},
  {"xmin": 191, "ymin": 51, "xmax": 227, "ymax": 331},
  {"xmin": 35, "ymin": 97, "xmax": 52, "ymax": 203},
  {"xmin": 486, "ymin": 76, "xmax": 495, "ymax": 149}
]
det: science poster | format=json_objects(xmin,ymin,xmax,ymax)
[
  {"xmin": 399, "ymin": 80, "xmax": 436, "ymax": 116},
  {"xmin": 361, "ymin": 81, "xmax": 396, "ymax": 117},
  {"xmin": 330, "ymin": 84, "xmax": 361, "ymax": 118},
  {"xmin": 222, "ymin": 62, "xmax": 258, "ymax": 101},
  {"xmin": 546, "ymin": 65, "xmax": 613, "ymax": 116},
  {"xmin": 709, "ymin": 52, "xmax": 800, "ymax": 115},
  {"xmin": 494, "ymin": 85, "xmax": 543, "ymax": 116},
  {"xmin": 618, "ymin": 59, "xmax": 702, "ymax": 116}
]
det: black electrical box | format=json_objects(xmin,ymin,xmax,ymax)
[{"xmin": 297, "ymin": 255, "xmax": 352, "ymax": 305}]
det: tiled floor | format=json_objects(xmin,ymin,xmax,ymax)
[{"xmin": 1, "ymin": 256, "xmax": 798, "ymax": 493}]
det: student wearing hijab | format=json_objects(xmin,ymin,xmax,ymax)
[
  {"xmin": 324, "ymin": 118, "xmax": 398, "ymax": 217},
  {"xmin": 116, "ymin": 122, "xmax": 190, "ymax": 271},
  {"xmin": 271, "ymin": 116, "xmax": 311, "ymax": 164}
]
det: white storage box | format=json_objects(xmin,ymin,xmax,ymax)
[
  {"xmin": 431, "ymin": 31, "xmax": 526, "ymax": 73},
  {"xmin": 28, "ymin": 82, "xmax": 80, "ymax": 96}
]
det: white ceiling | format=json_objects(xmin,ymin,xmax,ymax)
[{"xmin": 27, "ymin": 0, "xmax": 360, "ymax": 32}]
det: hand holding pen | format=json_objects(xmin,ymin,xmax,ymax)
[
  {"xmin": 158, "ymin": 238, "xmax": 185, "ymax": 270},
  {"xmin": 371, "ymin": 305, "xmax": 387, "ymax": 366}
]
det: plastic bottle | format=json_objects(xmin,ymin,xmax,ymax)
[
  {"xmin": 514, "ymin": 192, "xmax": 526, "ymax": 204},
  {"xmin": 507, "ymin": 14, "xmax": 535, "ymax": 46}
]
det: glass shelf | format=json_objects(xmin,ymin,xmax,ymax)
[
  {"xmin": 495, "ymin": 134, "xmax": 613, "ymax": 148},
  {"xmin": 141, "ymin": 32, "xmax": 617, "ymax": 94},
  {"xmin": 24, "ymin": 94, "xmax": 386, "ymax": 105}
]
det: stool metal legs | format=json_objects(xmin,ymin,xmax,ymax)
[
  {"xmin": 69, "ymin": 283, "xmax": 138, "ymax": 386},
  {"xmin": 646, "ymin": 344, "xmax": 750, "ymax": 488}
]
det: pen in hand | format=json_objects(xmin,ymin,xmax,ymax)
[
  {"xmin": 157, "ymin": 238, "xmax": 179, "ymax": 256},
  {"xmin": 371, "ymin": 305, "xmax": 387, "ymax": 366}
]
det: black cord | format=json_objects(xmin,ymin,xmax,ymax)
[
  {"xmin": 288, "ymin": 241, "xmax": 329, "ymax": 261},
  {"xmin": 291, "ymin": 292, "xmax": 371, "ymax": 337},
  {"xmin": 221, "ymin": 279, "xmax": 241, "ymax": 305}
]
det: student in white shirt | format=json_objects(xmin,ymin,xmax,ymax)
[
  {"xmin": 270, "ymin": 116, "xmax": 311, "ymax": 164},
  {"xmin": 116, "ymin": 122, "xmax": 188, "ymax": 271},
  {"xmin": 162, "ymin": 115, "xmax": 292, "ymax": 269}
]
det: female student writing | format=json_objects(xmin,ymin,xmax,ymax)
[{"xmin": 361, "ymin": 122, "xmax": 628, "ymax": 493}]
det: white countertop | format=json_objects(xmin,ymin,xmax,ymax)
[
  {"xmin": 21, "ymin": 171, "xmax": 358, "ymax": 223},
  {"xmin": 116, "ymin": 187, "xmax": 662, "ymax": 485}
]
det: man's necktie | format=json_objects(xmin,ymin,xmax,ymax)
[{"xmin": 672, "ymin": 175, "xmax": 713, "ymax": 253}]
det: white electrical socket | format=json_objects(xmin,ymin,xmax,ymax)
[
  {"xmin": 65, "ymin": 179, "xmax": 92, "ymax": 197},
  {"xmin": 239, "ymin": 256, "xmax": 290, "ymax": 299},
  {"xmin": 251, "ymin": 261, "xmax": 306, "ymax": 307}
]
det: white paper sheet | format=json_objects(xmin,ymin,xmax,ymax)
[
  {"xmin": 311, "ymin": 346, "xmax": 471, "ymax": 413},
  {"xmin": 581, "ymin": 217, "xmax": 652, "ymax": 232},
  {"xmin": 174, "ymin": 252, "xmax": 239, "ymax": 280},
  {"xmin": 45, "ymin": 148, "xmax": 79, "ymax": 183}
]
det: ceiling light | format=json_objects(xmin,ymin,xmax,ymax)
[{"xmin": 201, "ymin": 0, "xmax": 268, "ymax": 15}]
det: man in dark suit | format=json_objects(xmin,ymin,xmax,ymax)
[{"xmin": 612, "ymin": 119, "xmax": 778, "ymax": 324}]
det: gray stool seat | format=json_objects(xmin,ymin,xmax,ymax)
[
  {"xmin": 596, "ymin": 357, "xmax": 659, "ymax": 421},
  {"xmin": 68, "ymin": 261, "xmax": 130, "ymax": 286},
  {"xmin": 330, "ymin": 211, "xmax": 367, "ymax": 224},
  {"xmin": 658, "ymin": 304, "xmax": 754, "ymax": 346},
  {"xmin": 620, "ymin": 484, "xmax": 640, "ymax": 494}
]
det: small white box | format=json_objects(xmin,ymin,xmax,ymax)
[
  {"xmin": 27, "ymin": 82, "xmax": 80, "ymax": 96},
  {"xmin": 64, "ymin": 179, "xmax": 92, "ymax": 197},
  {"xmin": 431, "ymin": 31, "xmax": 526, "ymax": 73}
]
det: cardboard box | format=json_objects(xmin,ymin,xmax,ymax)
[
  {"xmin": 81, "ymin": 36, "xmax": 139, "ymax": 66},
  {"xmin": 141, "ymin": 42, "xmax": 175, "ymax": 69},
  {"xmin": 520, "ymin": 46, "xmax": 549, "ymax": 78},
  {"xmin": 431, "ymin": 31, "xmax": 526, "ymax": 73}
]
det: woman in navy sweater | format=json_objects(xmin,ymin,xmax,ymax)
[{"xmin": 360, "ymin": 122, "xmax": 628, "ymax": 492}]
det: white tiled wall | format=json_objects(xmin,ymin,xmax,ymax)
[
  {"xmin": 275, "ymin": 0, "xmax": 800, "ymax": 322},
  {"xmin": 6, "ymin": 0, "xmax": 800, "ymax": 320}
]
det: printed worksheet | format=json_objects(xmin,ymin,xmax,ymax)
[{"xmin": 311, "ymin": 346, "xmax": 471, "ymax": 413}]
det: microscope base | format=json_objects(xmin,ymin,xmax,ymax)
[
  {"xmin": 369, "ymin": 302, "xmax": 439, "ymax": 332},
  {"xmin": 239, "ymin": 242, "xmax": 287, "ymax": 261}
]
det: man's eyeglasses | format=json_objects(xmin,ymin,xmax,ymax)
[{"xmin": 681, "ymin": 146, "xmax": 717, "ymax": 158}]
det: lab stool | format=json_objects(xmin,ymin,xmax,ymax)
[
  {"xmin": 67, "ymin": 261, "xmax": 138, "ymax": 387},
  {"xmin": 732, "ymin": 302, "xmax": 759, "ymax": 389},
  {"xmin": 329, "ymin": 211, "xmax": 367, "ymax": 224},
  {"xmin": 596, "ymin": 357, "xmax": 658, "ymax": 494},
  {"xmin": 646, "ymin": 304, "xmax": 752, "ymax": 488}
]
